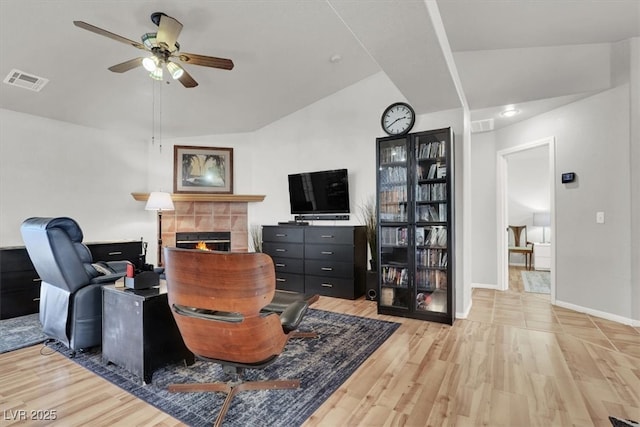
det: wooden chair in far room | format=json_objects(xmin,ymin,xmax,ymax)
[
  {"xmin": 508, "ymin": 225, "xmax": 534, "ymax": 270},
  {"xmin": 162, "ymin": 247, "xmax": 313, "ymax": 427}
]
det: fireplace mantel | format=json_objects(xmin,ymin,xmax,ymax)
[{"xmin": 131, "ymin": 193, "xmax": 265, "ymax": 203}]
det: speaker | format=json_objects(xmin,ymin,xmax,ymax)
[{"xmin": 365, "ymin": 271, "xmax": 378, "ymax": 301}]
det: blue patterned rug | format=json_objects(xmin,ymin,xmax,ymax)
[
  {"xmin": 521, "ymin": 270, "xmax": 551, "ymax": 294},
  {"xmin": 0, "ymin": 313, "xmax": 46, "ymax": 354},
  {"xmin": 49, "ymin": 308, "xmax": 399, "ymax": 426}
]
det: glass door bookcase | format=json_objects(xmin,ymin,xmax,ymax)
[{"xmin": 376, "ymin": 128, "xmax": 455, "ymax": 324}]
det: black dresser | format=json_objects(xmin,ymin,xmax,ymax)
[
  {"xmin": 262, "ymin": 225, "xmax": 366, "ymax": 299},
  {"xmin": 0, "ymin": 240, "xmax": 145, "ymax": 320}
]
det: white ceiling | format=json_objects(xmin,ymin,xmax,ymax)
[{"xmin": 1, "ymin": 1, "xmax": 638, "ymax": 139}]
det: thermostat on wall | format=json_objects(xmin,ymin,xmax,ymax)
[{"xmin": 561, "ymin": 172, "xmax": 576, "ymax": 183}]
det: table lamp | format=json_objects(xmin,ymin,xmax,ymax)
[
  {"xmin": 145, "ymin": 191, "xmax": 175, "ymax": 266},
  {"xmin": 533, "ymin": 211, "xmax": 551, "ymax": 243}
]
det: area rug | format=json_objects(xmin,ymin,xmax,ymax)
[
  {"xmin": 521, "ymin": 270, "xmax": 551, "ymax": 294},
  {"xmin": 50, "ymin": 308, "xmax": 400, "ymax": 427},
  {"xmin": 0, "ymin": 313, "xmax": 46, "ymax": 354}
]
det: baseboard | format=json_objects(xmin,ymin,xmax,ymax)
[
  {"xmin": 554, "ymin": 299, "xmax": 640, "ymax": 327},
  {"xmin": 456, "ymin": 299, "xmax": 472, "ymax": 319},
  {"xmin": 471, "ymin": 282, "xmax": 500, "ymax": 290}
]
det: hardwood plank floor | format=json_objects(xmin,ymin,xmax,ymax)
[{"xmin": 1, "ymin": 267, "xmax": 638, "ymax": 426}]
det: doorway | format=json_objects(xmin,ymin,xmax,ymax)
[{"xmin": 497, "ymin": 136, "xmax": 556, "ymax": 302}]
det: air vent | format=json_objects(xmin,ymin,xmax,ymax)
[
  {"xmin": 3, "ymin": 69, "xmax": 49, "ymax": 92},
  {"xmin": 471, "ymin": 118, "xmax": 494, "ymax": 133}
]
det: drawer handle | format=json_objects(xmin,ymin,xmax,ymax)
[
  {"xmin": 276, "ymin": 278, "xmax": 286, "ymax": 282},
  {"xmin": 321, "ymin": 283, "xmax": 333, "ymax": 288},
  {"xmin": 320, "ymin": 235, "xmax": 334, "ymax": 238},
  {"xmin": 321, "ymin": 251, "xmax": 334, "ymax": 255},
  {"xmin": 275, "ymin": 248, "xmax": 286, "ymax": 252},
  {"xmin": 275, "ymin": 263, "xmax": 286, "ymax": 267},
  {"xmin": 275, "ymin": 233, "xmax": 287, "ymax": 237},
  {"xmin": 321, "ymin": 267, "xmax": 333, "ymax": 271},
  {"xmin": 108, "ymin": 251, "xmax": 123, "ymax": 255},
  {"xmin": 32, "ymin": 278, "xmax": 42, "ymax": 282}
]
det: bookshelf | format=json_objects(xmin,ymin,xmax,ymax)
[{"xmin": 376, "ymin": 128, "xmax": 455, "ymax": 324}]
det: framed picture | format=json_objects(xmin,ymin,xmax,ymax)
[{"xmin": 173, "ymin": 145, "xmax": 233, "ymax": 194}]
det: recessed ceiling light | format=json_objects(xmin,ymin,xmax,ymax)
[{"xmin": 500, "ymin": 108, "xmax": 520, "ymax": 118}]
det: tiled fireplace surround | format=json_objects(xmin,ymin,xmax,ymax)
[{"xmin": 160, "ymin": 201, "xmax": 249, "ymax": 255}]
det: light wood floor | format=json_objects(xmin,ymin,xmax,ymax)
[{"xmin": 1, "ymin": 267, "xmax": 638, "ymax": 426}]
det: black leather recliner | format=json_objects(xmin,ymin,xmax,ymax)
[{"xmin": 20, "ymin": 217, "xmax": 130, "ymax": 351}]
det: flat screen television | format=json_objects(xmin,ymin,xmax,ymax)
[{"xmin": 288, "ymin": 169, "xmax": 350, "ymax": 215}]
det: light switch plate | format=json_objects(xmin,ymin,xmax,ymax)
[{"xmin": 596, "ymin": 211, "xmax": 605, "ymax": 224}]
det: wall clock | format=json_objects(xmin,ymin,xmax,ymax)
[{"xmin": 381, "ymin": 102, "xmax": 415, "ymax": 136}]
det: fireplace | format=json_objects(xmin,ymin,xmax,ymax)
[{"xmin": 176, "ymin": 232, "xmax": 231, "ymax": 252}]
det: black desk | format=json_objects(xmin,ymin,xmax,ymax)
[{"xmin": 102, "ymin": 282, "xmax": 194, "ymax": 384}]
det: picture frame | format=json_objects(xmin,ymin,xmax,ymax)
[{"xmin": 173, "ymin": 145, "xmax": 233, "ymax": 194}]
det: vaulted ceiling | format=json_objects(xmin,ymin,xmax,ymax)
[{"xmin": 1, "ymin": 1, "xmax": 638, "ymax": 139}]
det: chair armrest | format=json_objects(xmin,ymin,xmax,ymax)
[
  {"xmin": 172, "ymin": 304, "xmax": 243, "ymax": 323},
  {"xmin": 105, "ymin": 260, "xmax": 132, "ymax": 274},
  {"xmin": 89, "ymin": 272, "xmax": 126, "ymax": 284},
  {"xmin": 280, "ymin": 300, "xmax": 309, "ymax": 333}
]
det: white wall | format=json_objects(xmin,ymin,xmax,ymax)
[
  {"xmin": 139, "ymin": 71, "xmax": 469, "ymax": 315},
  {"xmin": 0, "ymin": 109, "xmax": 153, "ymax": 249},
  {"xmin": 470, "ymin": 131, "xmax": 497, "ymax": 286},
  {"xmin": 495, "ymin": 85, "xmax": 633, "ymax": 320}
]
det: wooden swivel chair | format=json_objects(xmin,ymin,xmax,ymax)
[
  {"xmin": 163, "ymin": 247, "xmax": 311, "ymax": 427},
  {"xmin": 508, "ymin": 225, "xmax": 534, "ymax": 270}
]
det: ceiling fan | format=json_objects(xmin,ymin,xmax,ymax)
[{"xmin": 73, "ymin": 12, "xmax": 234, "ymax": 88}]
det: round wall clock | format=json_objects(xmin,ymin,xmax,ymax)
[{"xmin": 381, "ymin": 102, "xmax": 415, "ymax": 136}]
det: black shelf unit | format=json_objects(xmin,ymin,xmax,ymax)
[{"xmin": 376, "ymin": 128, "xmax": 455, "ymax": 324}]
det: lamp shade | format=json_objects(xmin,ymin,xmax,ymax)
[
  {"xmin": 145, "ymin": 192, "xmax": 175, "ymax": 211},
  {"xmin": 533, "ymin": 212, "xmax": 550, "ymax": 227}
]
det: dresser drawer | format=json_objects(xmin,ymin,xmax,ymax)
[
  {"xmin": 262, "ymin": 227, "xmax": 304, "ymax": 243},
  {"xmin": 305, "ymin": 275, "xmax": 355, "ymax": 299},
  {"xmin": 88, "ymin": 241, "xmax": 144, "ymax": 266},
  {"xmin": 304, "ymin": 243, "xmax": 353, "ymax": 262},
  {"xmin": 305, "ymin": 260, "xmax": 354, "ymax": 278},
  {"xmin": 534, "ymin": 244, "xmax": 551, "ymax": 257},
  {"xmin": 271, "ymin": 257, "xmax": 304, "ymax": 274},
  {"xmin": 304, "ymin": 227, "xmax": 353, "ymax": 245},
  {"xmin": 0, "ymin": 271, "xmax": 41, "ymax": 293},
  {"xmin": 0, "ymin": 282, "xmax": 41, "ymax": 319},
  {"xmin": 0, "ymin": 247, "xmax": 35, "ymax": 272},
  {"xmin": 263, "ymin": 242, "xmax": 304, "ymax": 259},
  {"xmin": 274, "ymin": 272, "xmax": 304, "ymax": 293}
]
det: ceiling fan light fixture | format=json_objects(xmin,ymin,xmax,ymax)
[
  {"xmin": 142, "ymin": 32, "xmax": 158, "ymax": 49},
  {"xmin": 149, "ymin": 67, "xmax": 163, "ymax": 81},
  {"xmin": 142, "ymin": 56, "xmax": 158, "ymax": 72},
  {"xmin": 166, "ymin": 62, "xmax": 184, "ymax": 79}
]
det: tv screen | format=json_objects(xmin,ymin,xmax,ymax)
[{"xmin": 288, "ymin": 169, "xmax": 350, "ymax": 214}]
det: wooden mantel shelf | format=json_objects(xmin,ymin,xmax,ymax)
[{"xmin": 131, "ymin": 192, "xmax": 265, "ymax": 203}]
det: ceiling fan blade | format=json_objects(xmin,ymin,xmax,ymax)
[
  {"xmin": 73, "ymin": 21, "xmax": 146, "ymax": 50},
  {"xmin": 156, "ymin": 14, "xmax": 183, "ymax": 51},
  {"xmin": 177, "ymin": 52, "xmax": 234, "ymax": 70},
  {"xmin": 177, "ymin": 68, "xmax": 198, "ymax": 88},
  {"xmin": 108, "ymin": 58, "xmax": 144, "ymax": 73}
]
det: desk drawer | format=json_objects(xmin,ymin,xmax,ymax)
[{"xmin": 263, "ymin": 242, "xmax": 303, "ymax": 259}]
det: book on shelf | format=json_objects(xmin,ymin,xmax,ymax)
[{"xmin": 417, "ymin": 140, "xmax": 446, "ymax": 159}]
